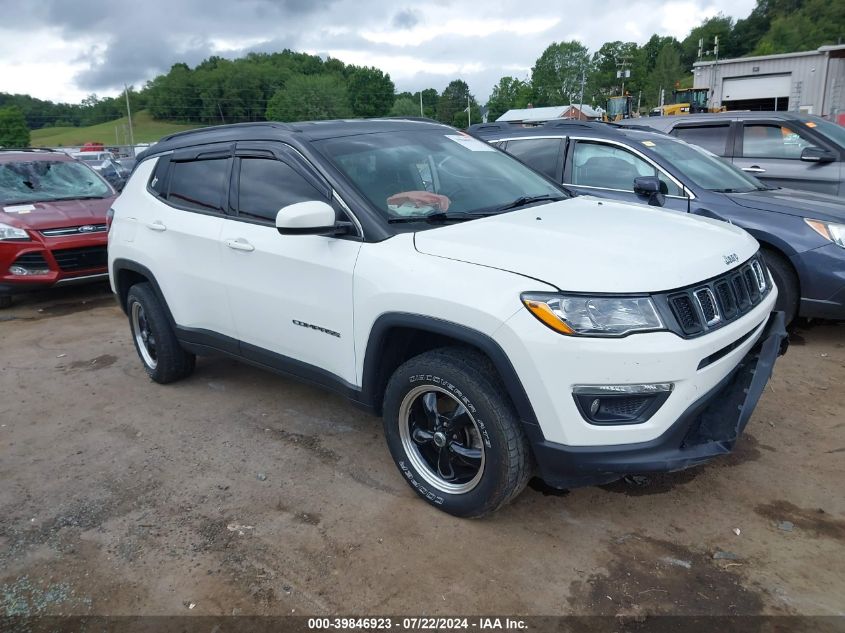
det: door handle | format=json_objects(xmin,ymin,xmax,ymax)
[
  {"xmin": 225, "ymin": 238, "xmax": 255, "ymax": 252},
  {"xmin": 742, "ymin": 166, "xmax": 766, "ymax": 174},
  {"xmin": 146, "ymin": 221, "xmax": 167, "ymax": 232}
]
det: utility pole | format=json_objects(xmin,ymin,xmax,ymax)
[
  {"xmin": 578, "ymin": 67, "xmax": 586, "ymax": 118},
  {"xmin": 217, "ymin": 103, "xmax": 226, "ymax": 124},
  {"xmin": 419, "ymin": 91, "xmax": 424, "ymax": 117},
  {"xmin": 124, "ymin": 84, "xmax": 135, "ymax": 158}
]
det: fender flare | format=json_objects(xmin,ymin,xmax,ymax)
[
  {"xmin": 360, "ymin": 312, "xmax": 540, "ymax": 428},
  {"xmin": 111, "ymin": 258, "xmax": 176, "ymax": 325}
]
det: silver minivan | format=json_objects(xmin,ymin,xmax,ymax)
[{"xmin": 624, "ymin": 112, "xmax": 844, "ymax": 197}]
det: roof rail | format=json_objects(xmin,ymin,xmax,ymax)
[
  {"xmin": 0, "ymin": 147, "xmax": 63, "ymax": 153},
  {"xmin": 468, "ymin": 122, "xmax": 513, "ymax": 132},
  {"xmin": 541, "ymin": 120, "xmax": 608, "ymax": 130},
  {"xmin": 157, "ymin": 121, "xmax": 293, "ymax": 143},
  {"xmin": 380, "ymin": 116, "xmax": 441, "ymax": 123}
]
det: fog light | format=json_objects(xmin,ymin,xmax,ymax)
[
  {"xmin": 573, "ymin": 383, "xmax": 674, "ymax": 425},
  {"xmin": 9, "ymin": 265, "xmax": 50, "ymax": 276}
]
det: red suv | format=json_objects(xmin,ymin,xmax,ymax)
[{"xmin": 0, "ymin": 149, "xmax": 117, "ymax": 307}]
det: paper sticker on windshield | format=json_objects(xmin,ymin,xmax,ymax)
[
  {"xmin": 642, "ymin": 140, "xmax": 656, "ymax": 147},
  {"xmin": 445, "ymin": 134, "xmax": 495, "ymax": 151},
  {"xmin": 804, "ymin": 121, "xmax": 817, "ymax": 128},
  {"xmin": 4, "ymin": 204, "xmax": 35, "ymax": 214}
]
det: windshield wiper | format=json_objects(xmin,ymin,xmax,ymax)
[
  {"xmin": 388, "ymin": 211, "xmax": 484, "ymax": 224},
  {"xmin": 497, "ymin": 194, "xmax": 566, "ymax": 212},
  {"xmin": 47, "ymin": 195, "xmax": 107, "ymax": 201}
]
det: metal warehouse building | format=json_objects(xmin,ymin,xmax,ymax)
[{"xmin": 692, "ymin": 44, "xmax": 845, "ymax": 120}]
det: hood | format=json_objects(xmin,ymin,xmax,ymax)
[
  {"xmin": 414, "ymin": 196, "xmax": 759, "ymax": 293},
  {"xmin": 727, "ymin": 188, "xmax": 845, "ymax": 223},
  {"xmin": 0, "ymin": 196, "xmax": 115, "ymax": 231}
]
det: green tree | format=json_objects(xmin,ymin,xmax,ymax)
[
  {"xmin": 347, "ymin": 66, "xmax": 395, "ymax": 117},
  {"xmin": 389, "ymin": 96, "xmax": 421, "ymax": 116},
  {"xmin": 266, "ymin": 74, "xmax": 352, "ymax": 122},
  {"xmin": 754, "ymin": 0, "xmax": 845, "ymax": 54},
  {"xmin": 0, "ymin": 106, "xmax": 30, "ymax": 147},
  {"xmin": 587, "ymin": 41, "xmax": 639, "ymax": 106},
  {"xmin": 647, "ymin": 44, "xmax": 685, "ymax": 108},
  {"xmin": 681, "ymin": 15, "xmax": 736, "ymax": 68},
  {"xmin": 530, "ymin": 40, "xmax": 590, "ymax": 106},
  {"xmin": 486, "ymin": 77, "xmax": 533, "ymax": 121},
  {"xmin": 436, "ymin": 80, "xmax": 476, "ymax": 125}
]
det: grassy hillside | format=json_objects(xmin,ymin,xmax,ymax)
[{"xmin": 31, "ymin": 110, "xmax": 200, "ymax": 147}]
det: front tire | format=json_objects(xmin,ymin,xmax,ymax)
[
  {"xmin": 126, "ymin": 283, "xmax": 195, "ymax": 384},
  {"xmin": 0, "ymin": 295, "xmax": 12, "ymax": 309},
  {"xmin": 382, "ymin": 348, "xmax": 532, "ymax": 518},
  {"xmin": 762, "ymin": 249, "xmax": 799, "ymax": 325}
]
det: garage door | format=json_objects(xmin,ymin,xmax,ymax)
[{"xmin": 722, "ymin": 74, "xmax": 791, "ymax": 102}]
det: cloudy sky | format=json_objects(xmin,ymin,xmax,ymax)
[{"xmin": 0, "ymin": 0, "xmax": 756, "ymax": 105}]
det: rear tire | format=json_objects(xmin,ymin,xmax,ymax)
[
  {"xmin": 0, "ymin": 295, "xmax": 12, "ymax": 309},
  {"xmin": 762, "ymin": 249, "xmax": 799, "ymax": 325},
  {"xmin": 126, "ymin": 283, "xmax": 195, "ymax": 384},
  {"xmin": 382, "ymin": 347, "xmax": 532, "ymax": 518}
]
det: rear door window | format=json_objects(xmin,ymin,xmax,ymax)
[
  {"xmin": 502, "ymin": 138, "xmax": 563, "ymax": 179},
  {"xmin": 671, "ymin": 125, "xmax": 731, "ymax": 156},
  {"xmin": 166, "ymin": 158, "xmax": 231, "ymax": 212}
]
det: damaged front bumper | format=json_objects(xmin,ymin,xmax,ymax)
[{"xmin": 528, "ymin": 311, "xmax": 789, "ymax": 489}]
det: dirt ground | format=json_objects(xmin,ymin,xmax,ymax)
[{"xmin": 1, "ymin": 283, "xmax": 844, "ymax": 619}]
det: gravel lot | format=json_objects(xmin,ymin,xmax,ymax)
[{"xmin": 1, "ymin": 283, "xmax": 844, "ymax": 618}]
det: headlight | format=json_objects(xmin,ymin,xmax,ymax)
[
  {"xmin": 805, "ymin": 219, "xmax": 845, "ymax": 248},
  {"xmin": 0, "ymin": 222, "xmax": 30, "ymax": 241},
  {"xmin": 521, "ymin": 293, "xmax": 664, "ymax": 337}
]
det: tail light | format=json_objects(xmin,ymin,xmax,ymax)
[{"xmin": 106, "ymin": 208, "xmax": 115, "ymax": 232}]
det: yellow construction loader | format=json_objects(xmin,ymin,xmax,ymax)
[{"xmin": 651, "ymin": 88, "xmax": 726, "ymax": 116}]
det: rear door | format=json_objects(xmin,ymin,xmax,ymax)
[
  {"xmin": 135, "ymin": 145, "xmax": 236, "ymax": 342},
  {"xmin": 499, "ymin": 137, "xmax": 564, "ymax": 182},
  {"xmin": 562, "ymin": 138, "xmax": 690, "ymax": 212},
  {"xmin": 669, "ymin": 122, "xmax": 735, "ymax": 158},
  {"xmin": 734, "ymin": 119, "xmax": 841, "ymax": 195},
  {"xmin": 218, "ymin": 141, "xmax": 361, "ymax": 385}
]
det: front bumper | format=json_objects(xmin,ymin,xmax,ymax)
[
  {"xmin": 793, "ymin": 242, "xmax": 845, "ymax": 320},
  {"xmin": 0, "ymin": 232, "xmax": 108, "ymax": 295},
  {"xmin": 527, "ymin": 311, "xmax": 789, "ymax": 489}
]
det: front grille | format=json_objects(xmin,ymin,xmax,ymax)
[
  {"xmin": 40, "ymin": 224, "xmax": 107, "ymax": 237},
  {"xmin": 715, "ymin": 281, "xmax": 737, "ymax": 319},
  {"xmin": 51, "ymin": 246, "xmax": 107, "ymax": 272},
  {"xmin": 660, "ymin": 254, "xmax": 771, "ymax": 338},
  {"xmin": 670, "ymin": 295, "xmax": 702, "ymax": 335},
  {"xmin": 12, "ymin": 251, "xmax": 50, "ymax": 272},
  {"xmin": 694, "ymin": 288, "xmax": 719, "ymax": 325}
]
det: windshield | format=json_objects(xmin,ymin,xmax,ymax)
[
  {"xmin": 644, "ymin": 137, "xmax": 765, "ymax": 193},
  {"xmin": 315, "ymin": 131, "xmax": 565, "ymax": 221},
  {"xmin": 0, "ymin": 160, "xmax": 112, "ymax": 204},
  {"xmin": 806, "ymin": 117, "xmax": 845, "ymax": 148}
]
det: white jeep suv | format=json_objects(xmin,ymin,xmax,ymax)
[{"xmin": 108, "ymin": 119, "xmax": 788, "ymax": 517}]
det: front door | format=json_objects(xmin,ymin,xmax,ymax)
[
  {"xmin": 563, "ymin": 139, "xmax": 690, "ymax": 212},
  {"xmin": 734, "ymin": 120, "xmax": 841, "ymax": 195},
  {"xmin": 218, "ymin": 143, "xmax": 361, "ymax": 386}
]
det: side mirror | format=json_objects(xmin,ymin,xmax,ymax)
[
  {"xmin": 800, "ymin": 147, "xmax": 836, "ymax": 164},
  {"xmin": 276, "ymin": 201, "xmax": 337, "ymax": 236},
  {"xmin": 633, "ymin": 176, "xmax": 661, "ymax": 194},
  {"xmin": 633, "ymin": 176, "xmax": 665, "ymax": 207}
]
